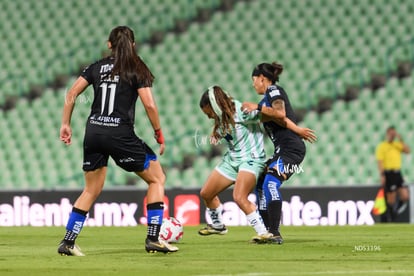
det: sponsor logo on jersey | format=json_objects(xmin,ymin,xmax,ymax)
[
  {"xmin": 269, "ymin": 88, "xmax": 280, "ymax": 97},
  {"xmin": 100, "ymin": 63, "xmax": 114, "ymax": 73}
]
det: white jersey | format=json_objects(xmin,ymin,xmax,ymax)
[{"xmin": 222, "ymin": 100, "xmax": 266, "ymax": 161}]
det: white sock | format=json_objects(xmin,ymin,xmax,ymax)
[
  {"xmin": 208, "ymin": 204, "xmax": 224, "ymax": 228},
  {"xmin": 246, "ymin": 210, "xmax": 268, "ymax": 235}
]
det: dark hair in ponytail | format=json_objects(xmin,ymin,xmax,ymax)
[
  {"xmin": 108, "ymin": 26, "xmax": 154, "ymax": 86},
  {"xmin": 199, "ymin": 86, "xmax": 235, "ymax": 139},
  {"xmin": 251, "ymin": 61, "xmax": 283, "ymax": 84}
]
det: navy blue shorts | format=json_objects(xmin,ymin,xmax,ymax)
[
  {"xmin": 82, "ymin": 129, "xmax": 157, "ymax": 172},
  {"xmin": 265, "ymin": 151, "xmax": 305, "ymax": 180}
]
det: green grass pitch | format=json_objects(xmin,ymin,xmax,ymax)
[{"xmin": 0, "ymin": 224, "xmax": 413, "ymax": 276}]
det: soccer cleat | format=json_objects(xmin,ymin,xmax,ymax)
[
  {"xmin": 268, "ymin": 235, "xmax": 284, "ymax": 245},
  {"xmin": 251, "ymin": 233, "xmax": 284, "ymax": 244},
  {"xmin": 198, "ymin": 224, "xmax": 228, "ymax": 236},
  {"xmin": 250, "ymin": 232, "xmax": 274, "ymax": 244},
  {"xmin": 58, "ymin": 240, "xmax": 85, "ymax": 256},
  {"xmin": 145, "ymin": 238, "xmax": 179, "ymax": 253}
]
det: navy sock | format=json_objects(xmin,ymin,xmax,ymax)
[
  {"xmin": 268, "ymin": 201, "xmax": 282, "ymax": 236},
  {"xmin": 147, "ymin": 202, "xmax": 164, "ymax": 242},
  {"xmin": 64, "ymin": 207, "xmax": 87, "ymax": 244}
]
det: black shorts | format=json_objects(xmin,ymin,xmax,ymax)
[
  {"xmin": 384, "ymin": 170, "xmax": 404, "ymax": 192},
  {"xmin": 82, "ymin": 128, "xmax": 157, "ymax": 172},
  {"xmin": 265, "ymin": 150, "xmax": 305, "ymax": 180}
]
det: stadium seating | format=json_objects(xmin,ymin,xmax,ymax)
[
  {"xmin": 1, "ymin": 0, "xmax": 414, "ymax": 189},
  {"xmin": 0, "ymin": 0, "xmax": 226, "ymax": 105},
  {"xmin": 293, "ymin": 71, "xmax": 414, "ymax": 186}
]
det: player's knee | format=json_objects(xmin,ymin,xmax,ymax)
[
  {"xmin": 158, "ymin": 171, "xmax": 166, "ymax": 185},
  {"xmin": 232, "ymin": 195, "xmax": 251, "ymax": 213},
  {"xmin": 147, "ymin": 174, "xmax": 166, "ymax": 188},
  {"xmin": 232, "ymin": 192, "xmax": 245, "ymax": 207},
  {"xmin": 82, "ymin": 187, "xmax": 102, "ymax": 202},
  {"xmin": 200, "ymin": 188, "xmax": 212, "ymax": 201},
  {"xmin": 152, "ymin": 167, "xmax": 166, "ymax": 186}
]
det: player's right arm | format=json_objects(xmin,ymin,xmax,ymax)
[{"xmin": 60, "ymin": 76, "xmax": 89, "ymax": 145}]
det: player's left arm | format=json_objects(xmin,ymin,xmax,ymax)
[
  {"xmin": 263, "ymin": 99, "xmax": 317, "ymax": 143},
  {"xmin": 139, "ymin": 87, "xmax": 165, "ymax": 155},
  {"xmin": 284, "ymin": 119, "xmax": 317, "ymax": 143}
]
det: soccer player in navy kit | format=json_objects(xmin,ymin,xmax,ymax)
[
  {"xmin": 242, "ymin": 62, "xmax": 316, "ymax": 244},
  {"xmin": 58, "ymin": 26, "xmax": 177, "ymax": 255}
]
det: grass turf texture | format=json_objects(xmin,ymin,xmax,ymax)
[{"xmin": 0, "ymin": 225, "xmax": 413, "ymax": 276}]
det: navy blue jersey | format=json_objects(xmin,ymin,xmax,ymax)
[
  {"xmin": 259, "ymin": 85, "xmax": 305, "ymax": 160},
  {"xmin": 80, "ymin": 56, "xmax": 146, "ymax": 132}
]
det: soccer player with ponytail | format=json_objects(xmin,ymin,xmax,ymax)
[
  {"xmin": 242, "ymin": 62, "xmax": 316, "ymax": 244},
  {"xmin": 58, "ymin": 26, "xmax": 177, "ymax": 255},
  {"xmin": 198, "ymin": 85, "xmax": 269, "ymax": 239}
]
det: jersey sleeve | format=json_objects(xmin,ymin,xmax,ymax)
[
  {"xmin": 266, "ymin": 85, "xmax": 285, "ymax": 104},
  {"xmin": 133, "ymin": 79, "xmax": 149, "ymax": 90},
  {"xmin": 80, "ymin": 63, "xmax": 94, "ymax": 84},
  {"xmin": 241, "ymin": 109, "xmax": 260, "ymax": 123}
]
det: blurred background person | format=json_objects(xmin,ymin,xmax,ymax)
[{"xmin": 375, "ymin": 126, "xmax": 410, "ymax": 222}]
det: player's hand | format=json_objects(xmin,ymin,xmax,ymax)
[
  {"xmin": 298, "ymin": 127, "xmax": 317, "ymax": 143},
  {"xmin": 210, "ymin": 135, "xmax": 220, "ymax": 145},
  {"xmin": 158, "ymin": 143, "xmax": 165, "ymax": 155},
  {"xmin": 241, "ymin": 102, "xmax": 259, "ymax": 113},
  {"xmin": 154, "ymin": 128, "xmax": 165, "ymax": 155},
  {"xmin": 60, "ymin": 124, "xmax": 72, "ymax": 145}
]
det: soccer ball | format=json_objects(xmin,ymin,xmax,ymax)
[{"xmin": 159, "ymin": 217, "xmax": 184, "ymax": 243}]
